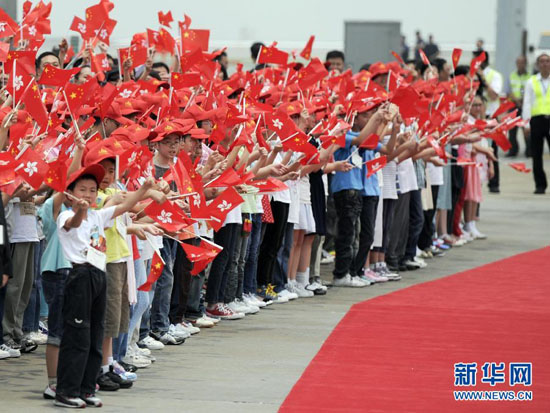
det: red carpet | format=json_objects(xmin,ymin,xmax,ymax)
[{"xmin": 280, "ymin": 248, "xmax": 550, "ymax": 412}]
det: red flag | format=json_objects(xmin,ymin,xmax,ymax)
[
  {"xmin": 509, "ymin": 162, "xmax": 531, "ymax": 173},
  {"xmin": 419, "ymin": 49, "xmax": 430, "ymax": 66},
  {"xmin": 70, "ymin": 16, "xmax": 88, "ymax": 38},
  {"xmin": 190, "ymin": 239, "xmax": 222, "ymax": 275},
  {"xmin": 37, "ymin": 64, "xmax": 80, "ymax": 87},
  {"xmin": 180, "ymin": 47, "xmax": 205, "ymax": 72},
  {"xmin": 171, "ymin": 159, "xmax": 195, "ymax": 195},
  {"xmin": 4, "ymin": 50, "xmax": 36, "ymax": 74},
  {"xmin": 158, "ymin": 10, "xmax": 173, "ymax": 27},
  {"xmin": 158, "ymin": 28, "xmax": 176, "ymax": 54},
  {"xmin": 257, "ymin": 45, "xmax": 288, "ymax": 65},
  {"xmin": 359, "ymin": 133, "xmax": 380, "ymax": 149},
  {"xmin": 297, "ymin": 57, "xmax": 328, "ymax": 90},
  {"xmin": 203, "ymin": 187, "xmax": 244, "ymax": 231},
  {"xmin": 118, "ymin": 45, "xmax": 148, "ymax": 69},
  {"xmin": 44, "ymin": 158, "xmax": 68, "ymax": 192},
  {"xmin": 0, "ymin": 8, "xmax": 18, "ymax": 36},
  {"xmin": 492, "ymin": 100, "xmax": 516, "ymax": 119},
  {"xmin": 247, "ymin": 177, "xmax": 288, "ymax": 194},
  {"xmin": 144, "ymin": 199, "xmax": 190, "ymax": 233},
  {"xmin": 366, "ymin": 155, "xmax": 387, "ymax": 178},
  {"xmin": 85, "ymin": 2, "xmax": 110, "ymax": 33},
  {"xmin": 15, "ymin": 148, "xmax": 48, "ymax": 190},
  {"xmin": 320, "ymin": 134, "xmax": 345, "ymax": 149},
  {"xmin": 8, "ymin": 67, "xmax": 33, "ymax": 106},
  {"xmin": 470, "ymin": 51, "xmax": 486, "ymax": 78},
  {"xmin": 180, "ymin": 242, "xmax": 219, "ymax": 263},
  {"xmin": 180, "ymin": 28, "xmax": 210, "ymax": 52},
  {"xmin": 391, "ymin": 50, "xmax": 404, "ymax": 65},
  {"xmin": 299, "ymin": 35, "xmax": 315, "ymax": 60},
  {"xmin": 22, "ymin": 80, "xmax": 48, "ymax": 129},
  {"xmin": 451, "ymin": 48, "xmax": 462, "ymax": 70},
  {"xmin": 138, "ymin": 252, "xmax": 164, "ymax": 291},
  {"xmin": 205, "ymin": 168, "xmax": 242, "ymax": 188},
  {"xmin": 428, "ymin": 135, "xmax": 447, "ymax": 161},
  {"xmin": 264, "ymin": 112, "xmax": 297, "ymax": 140},
  {"xmin": 64, "ymin": 76, "xmax": 99, "ymax": 115},
  {"xmin": 487, "ymin": 130, "xmax": 512, "ymax": 152},
  {"xmin": 171, "ymin": 72, "xmax": 201, "ymax": 89},
  {"xmin": 0, "ymin": 42, "xmax": 9, "ymax": 62}
]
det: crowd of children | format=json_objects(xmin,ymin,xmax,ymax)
[{"xmin": 0, "ymin": 1, "xmax": 521, "ymax": 409}]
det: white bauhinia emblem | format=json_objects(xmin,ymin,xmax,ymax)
[
  {"xmin": 119, "ymin": 89, "xmax": 132, "ymax": 98},
  {"xmin": 23, "ymin": 161, "xmax": 38, "ymax": 176},
  {"xmin": 78, "ymin": 23, "xmax": 86, "ymax": 33},
  {"xmin": 217, "ymin": 200, "xmax": 232, "ymax": 212},
  {"xmin": 28, "ymin": 25, "xmax": 37, "ymax": 36},
  {"xmin": 13, "ymin": 75, "xmax": 23, "ymax": 91},
  {"xmin": 372, "ymin": 162, "xmax": 380, "ymax": 170},
  {"xmin": 192, "ymin": 193, "xmax": 200, "ymax": 207},
  {"xmin": 128, "ymin": 151, "xmax": 137, "ymax": 163},
  {"xmin": 272, "ymin": 118, "xmax": 283, "ymax": 130},
  {"xmin": 99, "ymin": 29, "xmax": 108, "ymax": 39},
  {"xmin": 101, "ymin": 57, "xmax": 109, "ymax": 68},
  {"xmin": 158, "ymin": 210, "xmax": 173, "ymax": 224},
  {"xmin": 0, "ymin": 22, "xmax": 7, "ymax": 32}
]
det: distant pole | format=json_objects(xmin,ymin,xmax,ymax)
[{"xmin": 495, "ymin": 0, "xmax": 526, "ymax": 77}]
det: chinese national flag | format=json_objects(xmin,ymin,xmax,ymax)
[
  {"xmin": 428, "ymin": 136, "xmax": 447, "ymax": 161},
  {"xmin": 203, "ymin": 187, "xmax": 244, "ymax": 231},
  {"xmin": 37, "ymin": 64, "xmax": 80, "ymax": 87},
  {"xmin": 158, "ymin": 10, "xmax": 173, "ymax": 27},
  {"xmin": 171, "ymin": 72, "xmax": 201, "ymax": 89},
  {"xmin": 297, "ymin": 57, "xmax": 328, "ymax": 90},
  {"xmin": 257, "ymin": 45, "xmax": 288, "ymax": 65},
  {"xmin": 118, "ymin": 45, "xmax": 148, "ymax": 69},
  {"xmin": 44, "ymin": 158, "xmax": 68, "ymax": 192},
  {"xmin": 15, "ymin": 147, "xmax": 48, "ymax": 190},
  {"xmin": 0, "ymin": 42, "xmax": 9, "ymax": 63},
  {"xmin": 85, "ymin": 2, "xmax": 110, "ymax": 33},
  {"xmin": 180, "ymin": 28, "xmax": 210, "ymax": 52},
  {"xmin": 470, "ymin": 51, "xmax": 486, "ymax": 78},
  {"xmin": 509, "ymin": 162, "xmax": 531, "ymax": 173},
  {"xmin": 64, "ymin": 76, "xmax": 99, "ymax": 115},
  {"xmin": 180, "ymin": 47, "xmax": 205, "ymax": 72},
  {"xmin": 451, "ymin": 48, "xmax": 462, "ymax": 70},
  {"xmin": 492, "ymin": 100, "xmax": 515, "ymax": 119},
  {"xmin": 171, "ymin": 159, "xmax": 195, "ymax": 195},
  {"xmin": 4, "ymin": 50, "xmax": 36, "ymax": 75},
  {"xmin": 282, "ymin": 131, "xmax": 318, "ymax": 157},
  {"xmin": 158, "ymin": 28, "xmax": 176, "ymax": 54},
  {"xmin": 144, "ymin": 199, "xmax": 190, "ymax": 233},
  {"xmin": 487, "ymin": 130, "xmax": 512, "ymax": 152},
  {"xmin": 359, "ymin": 133, "xmax": 380, "ymax": 149},
  {"xmin": 366, "ymin": 155, "xmax": 387, "ymax": 178},
  {"xmin": 138, "ymin": 252, "xmax": 164, "ymax": 291},
  {"xmin": 22, "ymin": 80, "xmax": 48, "ymax": 130},
  {"xmin": 320, "ymin": 134, "xmax": 345, "ymax": 149},
  {"xmin": 299, "ymin": 35, "xmax": 315, "ymax": 60},
  {"xmin": 419, "ymin": 49, "xmax": 430, "ymax": 66}
]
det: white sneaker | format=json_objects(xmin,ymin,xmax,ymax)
[
  {"xmin": 278, "ymin": 288, "xmax": 298, "ymax": 300},
  {"xmin": 471, "ymin": 227, "xmax": 487, "ymax": 240},
  {"xmin": 29, "ymin": 331, "xmax": 48, "ymax": 345},
  {"xmin": 333, "ymin": 274, "xmax": 367, "ymax": 288},
  {"xmin": 169, "ymin": 324, "xmax": 191, "ymax": 339},
  {"xmin": 378, "ymin": 266, "xmax": 401, "ymax": 281},
  {"xmin": 0, "ymin": 347, "xmax": 10, "ymax": 359},
  {"xmin": 138, "ymin": 336, "xmax": 165, "ymax": 350},
  {"xmin": 234, "ymin": 299, "xmax": 259, "ymax": 314},
  {"xmin": 272, "ymin": 294, "xmax": 289, "ymax": 304},
  {"xmin": 202, "ymin": 314, "xmax": 221, "ymax": 324},
  {"xmin": 0, "ymin": 343, "xmax": 20, "ymax": 358},
  {"xmin": 122, "ymin": 353, "xmax": 151, "ymax": 368},
  {"xmin": 413, "ymin": 257, "xmax": 427, "ymax": 268},
  {"xmin": 180, "ymin": 321, "xmax": 201, "ymax": 335},
  {"xmin": 362, "ymin": 269, "xmax": 388, "ymax": 283},
  {"xmin": 308, "ymin": 281, "xmax": 328, "ymax": 291},
  {"xmin": 131, "ymin": 343, "xmax": 156, "ymax": 362},
  {"xmin": 287, "ymin": 281, "xmax": 314, "ymax": 298},
  {"xmin": 243, "ymin": 293, "xmax": 264, "ymax": 308},
  {"xmin": 192, "ymin": 316, "xmax": 215, "ymax": 328}
]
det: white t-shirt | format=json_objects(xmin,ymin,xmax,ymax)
[
  {"xmin": 396, "ymin": 158, "xmax": 419, "ymax": 194},
  {"xmin": 298, "ymin": 175, "xmax": 311, "ymax": 204},
  {"xmin": 426, "ymin": 163, "xmax": 444, "ymax": 186},
  {"xmin": 287, "ymin": 179, "xmax": 300, "ymax": 224},
  {"xmin": 271, "ymin": 152, "xmax": 291, "ymax": 204},
  {"xmin": 57, "ymin": 206, "xmax": 116, "ymax": 265},
  {"xmin": 484, "ymin": 67, "xmax": 504, "ymax": 116},
  {"xmin": 5, "ymin": 199, "xmax": 39, "ymax": 243}
]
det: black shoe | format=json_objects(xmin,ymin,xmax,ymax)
[
  {"xmin": 97, "ymin": 373, "xmax": 120, "ymax": 391},
  {"xmin": 106, "ymin": 369, "xmax": 133, "ymax": 389},
  {"xmin": 20, "ymin": 337, "xmax": 37, "ymax": 353},
  {"xmin": 54, "ymin": 393, "xmax": 86, "ymax": 408},
  {"xmin": 488, "ymin": 187, "xmax": 500, "ymax": 194},
  {"xmin": 118, "ymin": 360, "xmax": 138, "ymax": 372},
  {"xmin": 398, "ymin": 264, "xmax": 408, "ymax": 272},
  {"xmin": 534, "ymin": 188, "xmax": 546, "ymax": 194},
  {"xmin": 505, "ymin": 152, "xmax": 517, "ymax": 158},
  {"xmin": 5, "ymin": 338, "xmax": 21, "ymax": 351}
]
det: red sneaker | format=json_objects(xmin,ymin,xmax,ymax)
[{"xmin": 205, "ymin": 304, "xmax": 244, "ymax": 320}]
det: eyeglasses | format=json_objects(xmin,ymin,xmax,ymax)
[{"xmin": 159, "ymin": 140, "xmax": 181, "ymax": 147}]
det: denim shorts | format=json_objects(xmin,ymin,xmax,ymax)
[{"xmin": 42, "ymin": 269, "xmax": 70, "ymax": 346}]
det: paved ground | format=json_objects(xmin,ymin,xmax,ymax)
[{"xmin": 1, "ymin": 156, "xmax": 549, "ymax": 413}]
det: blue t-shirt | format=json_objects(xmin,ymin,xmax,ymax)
[
  {"xmin": 331, "ymin": 131, "xmax": 363, "ymax": 194},
  {"xmin": 361, "ymin": 143, "xmax": 382, "ymax": 197},
  {"xmin": 38, "ymin": 197, "xmax": 71, "ymax": 272}
]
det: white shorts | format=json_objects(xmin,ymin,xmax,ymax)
[
  {"xmin": 372, "ymin": 197, "xmax": 383, "ymax": 248},
  {"xmin": 295, "ymin": 203, "xmax": 316, "ymax": 234}
]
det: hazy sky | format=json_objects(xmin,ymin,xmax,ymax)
[{"xmin": 38, "ymin": 0, "xmax": 549, "ymax": 47}]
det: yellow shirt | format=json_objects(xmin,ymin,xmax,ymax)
[{"xmin": 96, "ymin": 188, "xmax": 130, "ymax": 263}]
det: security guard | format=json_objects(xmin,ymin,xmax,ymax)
[
  {"xmin": 523, "ymin": 53, "xmax": 550, "ymax": 194},
  {"xmin": 507, "ymin": 56, "xmax": 531, "ymax": 157}
]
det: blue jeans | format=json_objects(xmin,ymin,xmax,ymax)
[
  {"xmin": 23, "ymin": 240, "xmax": 44, "ymax": 334},
  {"xmin": 41, "ymin": 270, "xmax": 69, "ymax": 346},
  {"xmin": 205, "ymin": 224, "xmax": 239, "ymax": 304},
  {"xmin": 139, "ymin": 259, "xmax": 153, "ymax": 341},
  {"xmin": 129, "ymin": 255, "xmax": 150, "ymax": 342},
  {"xmin": 113, "ymin": 332, "xmax": 128, "ymax": 361},
  {"xmin": 243, "ymin": 214, "xmax": 262, "ymax": 295},
  {"xmin": 150, "ymin": 238, "xmax": 175, "ymax": 334},
  {"xmin": 273, "ymin": 222, "xmax": 294, "ymax": 292}
]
